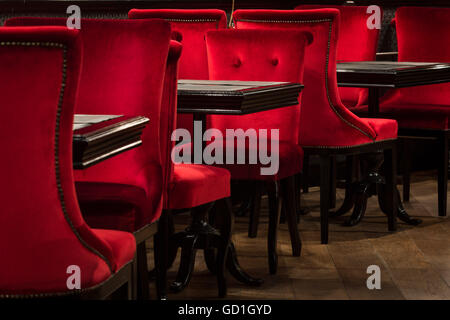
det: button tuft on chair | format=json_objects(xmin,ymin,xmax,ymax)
[
  {"xmin": 271, "ymin": 58, "xmax": 279, "ymax": 66},
  {"xmin": 232, "ymin": 57, "xmax": 241, "ymax": 67}
]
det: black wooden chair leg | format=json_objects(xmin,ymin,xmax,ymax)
[
  {"xmin": 215, "ymin": 198, "xmax": 233, "ymax": 298},
  {"xmin": 329, "ymin": 156, "xmax": 337, "ymax": 209},
  {"xmin": 437, "ymin": 133, "xmax": 449, "ymax": 216},
  {"xmin": 402, "ymin": 138, "xmax": 411, "ymax": 202},
  {"xmin": 267, "ymin": 181, "xmax": 282, "ymax": 274},
  {"xmin": 384, "ymin": 146, "xmax": 398, "ymax": 231},
  {"xmin": 302, "ymin": 154, "xmax": 310, "ymax": 193},
  {"xmin": 295, "ymin": 173, "xmax": 306, "ymax": 217},
  {"xmin": 130, "ymin": 256, "xmax": 138, "ymax": 299},
  {"xmin": 248, "ymin": 181, "xmax": 262, "ymax": 238},
  {"xmin": 281, "ymin": 176, "xmax": 301, "ymax": 256},
  {"xmin": 319, "ymin": 155, "xmax": 331, "ymax": 244},
  {"xmin": 154, "ymin": 210, "xmax": 169, "ymax": 300},
  {"xmin": 136, "ymin": 241, "xmax": 150, "ymax": 300}
]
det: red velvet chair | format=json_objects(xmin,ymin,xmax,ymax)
[
  {"xmin": 205, "ymin": 29, "xmax": 311, "ymax": 273},
  {"xmin": 295, "ymin": 4, "xmax": 382, "ymax": 109},
  {"xmin": 376, "ymin": 7, "xmax": 450, "ymax": 216},
  {"xmin": 5, "ymin": 17, "xmax": 173, "ymax": 299},
  {"xmin": 232, "ymin": 9, "xmax": 399, "ymax": 244},
  {"xmin": 0, "ymin": 26, "xmax": 136, "ymax": 298},
  {"xmin": 294, "ymin": 5, "xmax": 383, "ymax": 196},
  {"xmin": 157, "ymin": 30, "xmax": 264, "ymax": 297},
  {"xmin": 128, "ymin": 9, "xmax": 227, "ymax": 135}
]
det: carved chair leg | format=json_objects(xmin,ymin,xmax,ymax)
[
  {"xmin": 384, "ymin": 146, "xmax": 398, "ymax": 231},
  {"xmin": 248, "ymin": 181, "xmax": 262, "ymax": 238},
  {"xmin": 438, "ymin": 132, "xmax": 449, "ymax": 217},
  {"xmin": 281, "ymin": 176, "xmax": 301, "ymax": 257},
  {"xmin": 267, "ymin": 181, "xmax": 282, "ymax": 274},
  {"xmin": 319, "ymin": 154, "xmax": 331, "ymax": 244},
  {"xmin": 136, "ymin": 241, "xmax": 150, "ymax": 300}
]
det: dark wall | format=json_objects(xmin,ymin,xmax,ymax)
[{"xmin": 2, "ymin": 0, "xmax": 447, "ymax": 52}]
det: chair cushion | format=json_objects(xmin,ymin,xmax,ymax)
[
  {"xmin": 92, "ymin": 229, "xmax": 136, "ymax": 271},
  {"xmin": 78, "ymin": 201, "xmax": 137, "ymax": 233},
  {"xmin": 354, "ymin": 104, "xmax": 449, "ymax": 131},
  {"xmin": 74, "ymin": 161, "xmax": 164, "ymax": 231},
  {"xmin": 362, "ymin": 118, "xmax": 398, "ymax": 141},
  {"xmin": 167, "ymin": 164, "xmax": 231, "ymax": 209}
]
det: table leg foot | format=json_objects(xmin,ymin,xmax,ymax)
[
  {"xmin": 378, "ymin": 187, "xmax": 422, "ymax": 226},
  {"xmin": 170, "ymin": 234, "xmax": 198, "ymax": 293},
  {"xmin": 344, "ymin": 184, "xmax": 369, "ymax": 226},
  {"xmin": 329, "ymin": 184, "xmax": 356, "ymax": 218},
  {"xmin": 226, "ymin": 243, "xmax": 263, "ymax": 286}
]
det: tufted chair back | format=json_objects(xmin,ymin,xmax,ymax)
[
  {"xmin": 206, "ymin": 29, "xmax": 311, "ymax": 144},
  {"xmin": 128, "ymin": 9, "xmax": 227, "ymax": 135},
  {"xmin": 129, "ymin": 9, "xmax": 227, "ymax": 80},
  {"xmin": 232, "ymin": 9, "xmax": 380, "ymax": 147},
  {"xmin": 0, "ymin": 26, "xmax": 120, "ymax": 295},
  {"xmin": 381, "ymin": 7, "xmax": 450, "ymax": 107},
  {"xmin": 5, "ymin": 18, "xmax": 172, "ymax": 228},
  {"xmin": 295, "ymin": 5, "xmax": 382, "ymax": 109}
]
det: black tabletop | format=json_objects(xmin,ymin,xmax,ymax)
[
  {"xmin": 73, "ymin": 114, "xmax": 149, "ymax": 169},
  {"xmin": 337, "ymin": 61, "xmax": 450, "ymax": 88},
  {"xmin": 177, "ymin": 79, "xmax": 303, "ymax": 115}
]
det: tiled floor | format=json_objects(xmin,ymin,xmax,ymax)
[{"xmin": 147, "ymin": 170, "xmax": 450, "ymax": 300}]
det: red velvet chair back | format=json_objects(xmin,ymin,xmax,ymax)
[
  {"xmin": 0, "ymin": 27, "xmax": 118, "ymax": 295},
  {"xmin": 382, "ymin": 7, "xmax": 450, "ymax": 106},
  {"xmin": 160, "ymin": 40, "xmax": 183, "ymax": 208},
  {"xmin": 128, "ymin": 9, "xmax": 227, "ymax": 80},
  {"xmin": 5, "ymin": 18, "xmax": 172, "ymax": 227},
  {"xmin": 206, "ymin": 29, "xmax": 311, "ymax": 144},
  {"xmin": 295, "ymin": 5, "xmax": 382, "ymax": 108},
  {"xmin": 232, "ymin": 9, "xmax": 378, "ymax": 147},
  {"xmin": 128, "ymin": 9, "xmax": 227, "ymax": 136}
]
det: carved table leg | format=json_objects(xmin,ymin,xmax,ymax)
[{"xmin": 170, "ymin": 234, "xmax": 198, "ymax": 293}]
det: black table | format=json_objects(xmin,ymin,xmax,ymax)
[
  {"xmin": 334, "ymin": 61, "xmax": 450, "ymax": 226},
  {"xmin": 73, "ymin": 114, "xmax": 149, "ymax": 169},
  {"xmin": 172, "ymin": 79, "xmax": 304, "ymax": 293},
  {"xmin": 337, "ymin": 61, "xmax": 450, "ymax": 117}
]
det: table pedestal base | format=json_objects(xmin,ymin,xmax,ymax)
[
  {"xmin": 167, "ymin": 200, "xmax": 263, "ymax": 297},
  {"xmin": 330, "ymin": 154, "xmax": 422, "ymax": 226}
]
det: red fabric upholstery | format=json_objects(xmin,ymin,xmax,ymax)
[
  {"xmin": 354, "ymin": 104, "xmax": 450, "ymax": 130},
  {"xmin": 295, "ymin": 5, "xmax": 382, "ymax": 108},
  {"xmin": 157, "ymin": 38, "xmax": 231, "ymax": 209},
  {"xmin": 232, "ymin": 9, "xmax": 397, "ymax": 148},
  {"xmin": 205, "ymin": 29, "xmax": 309, "ymax": 179},
  {"xmin": 5, "ymin": 18, "xmax": 173, "ymax": 231},
  {"xmin": 168, "ymin": 164, "xmax": 231, "ymax": 209},
  {"xmin": 128, "ymin": 9, "xmax": 227, "ymax": 135},
  {"xmin": 377, "ymin": 7, "xmax": 450, "ymax": 130},
  {"xmin": 0, "ymin": 27, "xmax": 134, "ymax": 295},
  {"xmin": 92, "ymin": 229, "xmax": 136, "ymax": 272}
]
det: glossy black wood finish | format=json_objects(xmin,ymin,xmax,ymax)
[
  {"xmin": 338, "ymin": 62, "xmax": 450, "ymax": 89},
  {"xmin": 73, "ymin": 115, "xmax": 149, "ymax": 169},
  {"xmin": 177, "ymin": 80, "xmax": 303, "ymax": 115},
  {"xmin": 168, "ymin": 199, "xmax": 263, "ymax": 297}
]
